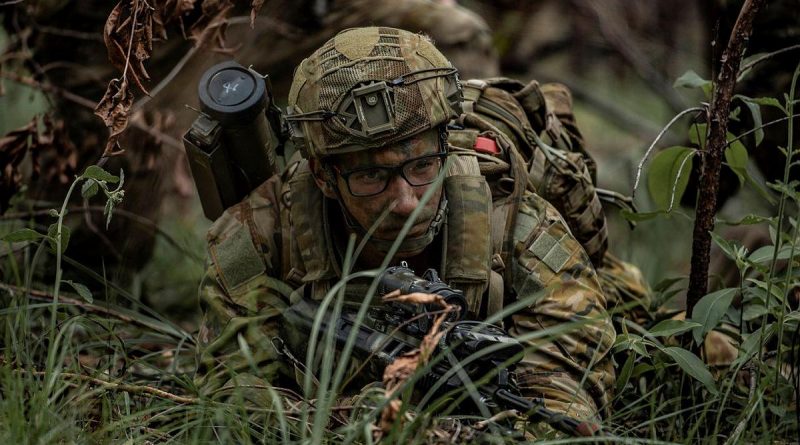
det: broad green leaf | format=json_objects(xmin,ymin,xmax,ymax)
[
  {"xmin": 674, "ymin": 70, "xmax": 711, "ymax": 97},
  {"xmin": 47, "ymin": 223, "xmax": 71, "ymax": 254},
  {"xmin": 745, "ymin": 279, "xmax": 785, "ymax": 304},
  {"xmin": 648, "ymin": 319, "xmax": 702, "ymax": 337},
  {"xmin": 736, "ymin": 95, "xmax": 764, "ymax": 146},
  {"xmin": 747, "ymin": 245, "xmax": 799, "ymax": 264},
  {"xmin": 748, "ymin": 96, "xmax": 785, "ymax": 113},
  {"xmin": 690, "ymin": 288, "xmax": 737, "ymax": 345},
  {"xmin": 81, "ymin": 165, "xmax": 119, "ymax": 183},
  {"xmin": 81, "ymin": 179, "xmax": 99, "ymax": 199},
  {"xmin": 724, "ymin": 133, "xmax": 749, "ymax": 186},
  {"xmin": 662, "ymin": 346, "xmax": 717, "ymax": 394},
  {"xmin": 689, "ymin": 123, "xmax": 708, "ymax": 149},
  {"xmin": 615, "ymin": 352, "xmax": 635, "ymax": 394},
  {"xmin": 1, "ymin": 228, "xmax": 44, "ymax": 242},
  {"xmin": 647, "ymin": 146, "xmax": 695, "ymax": 211},
  {"xmin": 63, "ymin": 280, "xmax": 93, "ymax": 303}
]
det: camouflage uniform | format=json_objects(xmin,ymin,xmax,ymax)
[{"xmin": 197, "ymin": 27, "xmax": 615, "ymax": 424}]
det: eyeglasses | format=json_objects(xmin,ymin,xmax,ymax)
[{"xmin": 335, "ymin": 152, "xmax": 448, "ymax": 197}]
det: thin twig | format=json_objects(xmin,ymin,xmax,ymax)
[
  {"xmin": 738, "ymin": 44, "xmax": 800, "ymax": 81},
  {"xmin": 667, "ymin": 150, "xmax": 697, "ymax": 212},
  {"xmin": 632, "ymin": 107, "xmax": 706, "ymax": 198},
  {"xmin": 0, "ymin": 0, "xmax": 25, "ymax": 7},
  {"xmin": 131, "ymin": 45, "xmax": 199, "ymax": 113}
]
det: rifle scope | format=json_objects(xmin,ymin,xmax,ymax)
[{"xmin": 378, "ymin": 264, "xmax": 469, "ymax": 323}]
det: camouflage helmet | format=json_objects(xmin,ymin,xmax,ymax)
[{"xmin": 286, "ymin": 27, "xmax": 463, "ymax": 159}]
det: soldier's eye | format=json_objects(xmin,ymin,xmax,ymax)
[
  {"xmin": 351, "ymin": 168, "xmax": 388, "ymax": 185},
  {"xmin": 405, "ymin": 157, "xmax": 441, "ymax": 183},
  {"xmin": 409, "ymin": 158, "xmax": 436, "ymax": 172}
]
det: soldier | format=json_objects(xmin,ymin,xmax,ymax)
[{"xmin": 197, "ymin": 27, "xmax": 617, "ymax": 432}]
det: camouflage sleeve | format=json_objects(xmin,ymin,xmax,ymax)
[
  {"xmin": 194, "ymin": 178, "xmax": 296, "ymax": 402},
  {"xmin": 507, "ymin": 193, "xmax": 616, "ymax": 421}
]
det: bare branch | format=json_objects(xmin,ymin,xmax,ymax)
[{"xmin": 686, "ymin": 0, "xmax": 766, "ymax": 316}]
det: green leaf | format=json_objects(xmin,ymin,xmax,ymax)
[
  {"xmin": 710, "ymin": 231, "xmax": 740, "ymax": 262},
  {"xmin": 615, "ymin": 352, "xmax": 635, "ymax": 394},
  {"xmin": 648, "ymin": 319, "xmax": 702, "ymax": 337},
  {"xmin": 743, "ymin": 304, "xmax": 767, "ymax": 321},
  {"xmin": 674, "ymin": 70, "xmax": 711, "ymax": 96},
  {"xmin": 47, "ymin": 223, "xmax": 71, "ymax": 254},
  {"xmin": 736, "ymin": 95, "xmax": 764, "ymax": 146},
  {"xmin": 662, "ymin": 346, "xmax": 717, "ymax": 394},
  {"xmin": 689, "ymin": 123, "xmax": 708, "ymax": 149},
  {"xmin": 745, "ymin": 279, "xmax": 785, "ymax": 304},
  {"xmin": 620, "ymin": 209, "xmax": 665, "ymax": 222},
  {"xmin": 81, "ymin": 179, "xmax": 99, "ymax": 199},
  {"xmin": 632, "ymin": 363, "xmax": 655, "ymax": 378},
  {"xmin": 1, "ymin": 228, "xmax": 45, "ymax": 242},
  {"xmin": 690, "ymin": 288, "xmax": 737, "ymax": 345},
  {"xmin": 647, "ymin": 146, "xmax": 695, "ymax": 211},
  {"xmin": 733, "ymin": 324, "xmax": 774, "ymax": 368},
  {"xmin": 747, "ymin": 245, "xmax": 799, "ymax": 264},
  {"xmin": 724, "ymin": 134, "xmax": 749, "ymax": 186},
  {"xmin": 48, "ymin": 209, "xmax": 59, "ymax": 218},
  {"xmin": 81, "ymin": 165, "xmax": 119, "ymax": 183},
  {"xmin": 63, "ymin": 280, "xmax": 93, "ymax": 303},
  {"xmin": 748, "ymin": 96, "xmax": 785, "ymax": 113},
  {"xmin": 719, "ymin": 214, "xmax": 770, "ymax": 226}
]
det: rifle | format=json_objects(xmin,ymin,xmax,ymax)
[{"xmin": 282, "ymin": 264, "xmax": 601, "ymax": 437}]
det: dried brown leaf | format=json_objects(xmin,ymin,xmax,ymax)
[
  {"xmin": 94, "ymin": 78, "xmax": 133, "ymax": 157},
  {"xmin": 0, "ymin": 118, "xmax": 37, "ymax": 213},
  {"xmin": 103, "ymin": 0, "xmax": 154, "ymax": 94},
  {"xmin": 0, "ymin": 116, "xmax": 79, "ymax": 212},
  {"xmin": 383, "ymin": 290, "xmax": 446, "ymax": 307},
  {"xmin": 375, "ymin": 292, "xmax": 451, "ymax": 440}
]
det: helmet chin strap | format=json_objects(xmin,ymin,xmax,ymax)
[{"xmin": 323, "ymin": 164, "xmax": 447, "ymax": 257}]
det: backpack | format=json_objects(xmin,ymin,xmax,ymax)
[{"xmin": 447, "ymin": 77, "xmax": 608, "ymax": 266}]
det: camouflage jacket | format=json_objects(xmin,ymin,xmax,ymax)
[{"xmin": 197, "ymin": 155, "xmax": 617, "ymax": 422}]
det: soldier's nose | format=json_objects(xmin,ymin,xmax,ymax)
[{"xmin": 387, "ymin": 175, "xmax": 420, "ymax": 217}]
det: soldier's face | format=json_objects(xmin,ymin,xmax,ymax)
[{"xmin": 316, "ymin": 128, "xmax": 445, "ymax": 248}]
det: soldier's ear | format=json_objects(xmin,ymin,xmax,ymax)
[{"xmin": 309, "ymin": 158, "xmax": 338, "ymax": 199}]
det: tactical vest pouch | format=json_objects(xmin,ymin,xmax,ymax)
[{"xmin": 444, "ymin": 155, "xmax": 492, "ymax": 316}]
